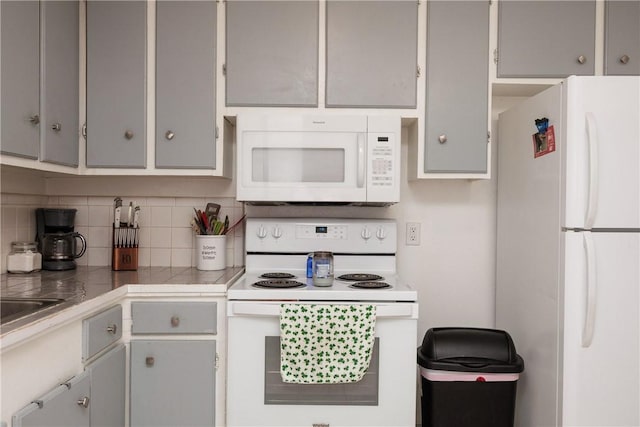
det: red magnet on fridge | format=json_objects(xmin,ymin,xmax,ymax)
[{"xmin": 533, "ymin": 118, "xmax": 556, "ymax": 158}]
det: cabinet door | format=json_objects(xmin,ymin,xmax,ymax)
[
  {"xmin": 325, "ymin": 0, "xmax": 418, "ymax": 108},
  {"xmin": 12, "ymin": 371, "xmax": 91, "ymax": 427},
  {"xmin": 86, "ymin": 0, "xmax": 146, "ymax": 168},
  {"xmin": 88, "ymin": 344, "xmax": 126, "ymax": 427},
  {"xmin": 130, "ymin": 340, "xmax": 216, "ymax": 427},
  {"xmin": 424, "ymin": 1, "xmax": 489, "ymax": 174},
  {"xmin": 604, "ymin": 1, "xmax": 640, "ymax": 75},
  {"xmin": 225, "ymin": 0, "xmax": 318, "ymax": 106},
  {"xmin": 0, "ymin": 0, "xmax": 40, "ymax": 159},
  {"xmin": 40, "ymin": 1, "xmax": 79, "ymax": 166},
  {"xmin": 156, "ymin": 1, "xmax": 216, "ymax": 169},
  {"xmin": 497, "ymin": 1, "xmax": 596, "ymax": 77}
]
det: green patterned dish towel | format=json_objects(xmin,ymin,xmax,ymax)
[{"xmin": 279, "ymin": 304, "xmax": 377, "ymax": 384}]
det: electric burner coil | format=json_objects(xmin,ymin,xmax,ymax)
[
  {"xmin": 337, "ymin": 273, "xmax": 384, "ymax": 282},
  {"xmin": 252, "ymin": 279, "xmax": 306, "ymax": 289},
  {"xmin": 260, "ymin": 272, "xmax": 296, "ymax": 279},
  {"xmin": 350, "ymin": 281, "xmax": 391, "ymax": 289}
]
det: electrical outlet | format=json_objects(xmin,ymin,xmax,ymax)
[{"xmin": 406, "ymin": 222, "xmax": 420, "ymax": 246}]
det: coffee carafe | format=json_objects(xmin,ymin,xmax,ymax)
[{"xmin": 36, "ymin": 208, "xmax": 87, "ymax": 271}]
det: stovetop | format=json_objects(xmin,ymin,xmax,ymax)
[
  {"xmin": 228, "ymin": 269, "xmax": 417, "ymax": 302},
  {"xmin": 231, "ymin": 218, "xmax": 417, "ymax": 302}
]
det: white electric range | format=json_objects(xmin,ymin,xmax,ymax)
[{"xmin": 227, "ymin": 218, "xmax": 419, "ymax": 427}]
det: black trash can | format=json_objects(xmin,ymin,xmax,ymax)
[{"xmin": 417, "ymin": 327, "xmax": 524, "ymax": 427}]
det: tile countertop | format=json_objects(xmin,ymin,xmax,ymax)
[{"xmin": 0, "ymin": 266, "xmax": 244, "ymax": 352}]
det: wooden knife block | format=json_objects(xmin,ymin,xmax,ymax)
[
  {"xmin": 112, "ymin": 247, "xmax": 138, "ymax": 271},
  {"xmin": 112, "ymin": 226, "xmax": 139, "ymax": 271}
]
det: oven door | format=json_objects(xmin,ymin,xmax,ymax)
[
  {"xmin": 227, "ymin": 301, "xmax": 418, "ymax": 427},
  {"xmin": 236, "ymin": 124, "xmax": 368, "ymax": 203}
]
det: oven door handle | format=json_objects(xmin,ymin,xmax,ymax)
[{"xmin": 229, "ymin": 302, "xmax": 418, "ymax": 318}]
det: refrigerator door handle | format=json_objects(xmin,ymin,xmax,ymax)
[
  {"xmin": 585, "ymin": 113, "xmax": 599, "ymax": 229},
  {"xmin": 582, "ymin": 231, "xmax": 597, "ymax": 348}
]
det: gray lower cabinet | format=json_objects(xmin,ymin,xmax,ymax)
[
  {"xmin": 325, "ymin": 0, "xmax": 418, "ymax": 108},
  {"xmin": 225, "ymin": 0, "xmax": 318, "ymax": 106},
  {"xmin": 0, "ymin": 0, "xmax": 40, "ymax": 159},
  {"xmin": 12, "ymin": 371, "xmax": 91, "ymax": 427},
  {"xmin": 424, "ymin": 1, "xmax": 489, "ymax": 174},
  {"xmin": 87, "ymin": 344, "xmax": 126, "ymax": 427},
  {"xmin": 130, "ymin": 340, "xmax": 216, "ymax": 427},
  {"xmin": 155, "ymin": 1, "xmax": 217, "ymax": 169},
  {"xmin": 82, "ymin": 305, "xmax": 123, "ymax": 362},
  {"xmin": 40, "ymin": 1, "xmax": 79, "ymax": 166},
  {"xmin": 86, "ymin": 0, "xmax": 146, "ymax": 168},
  {"xmin": 497, "ymin": 1, "xmax": 596, "ymax": 77},
  {"xmin": 604, "ymin": 1, "xmax": 640, "ymax": 75}
]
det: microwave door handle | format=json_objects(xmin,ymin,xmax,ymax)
[{"xmin": 357, "ymin": 133, "xmax": 365, "ymax": 188}]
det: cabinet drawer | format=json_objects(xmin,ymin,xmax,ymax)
[
  {"xmin": 131, "ymin": 302, "xmax": 217, "ymax": 334},
  {"xmin": 12, "ymin": 370, "xmax": 91, "ymax": 427},
  {"xmin": 82, "ymin": 305, "xmax": 122, "ymax": 361}
]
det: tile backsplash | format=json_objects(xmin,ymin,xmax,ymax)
[{"xmin": 1, "ymin": 193, "xmax": 244, "ymax": 273}]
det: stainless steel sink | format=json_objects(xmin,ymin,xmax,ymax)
[{"xmin": 1, "ymin": 297, "xmax": 66, "ymax": 324}]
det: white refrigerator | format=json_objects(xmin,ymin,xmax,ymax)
[{"xmin": 496, "ymin": 76, "xmax": 639, "ymax": 427}]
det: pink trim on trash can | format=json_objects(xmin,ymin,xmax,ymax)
[{"xmin": 420, "ymin": 367, "xmax": 520, "ymax": 382}]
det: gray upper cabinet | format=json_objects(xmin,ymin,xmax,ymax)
[
  {"xmin": 156, "ymin": 1, "xmax": 217, "ymax": 169},
  {"xmin": 12, "ymin": 371, "xmax": 91, "ymax": 427},
  {"xmin": 325, "ymin": 0, "xmax": 418, "ymax": 108},
  {"xmin": 424, "ymin": 1, "xmax": 489, "ymax": 174},
  {"xmin": 225, "ymin": 0, "xmax": 318, "ymax": 107},
  {"xmin": 497, "ymin": 1, "xmax": 596, "ymax": 78},
  {"xmin": 86, "ymin": 0, "xmax": 146, "ymax": 168},
  {"xmin": 40, "ymin": 1, "xmax": 79, "ymax": 166},
  {"xmin": 604, "ymin": 1, "xmax": 640, "ymax": 75},
  {"xmin": 1, "ymin": 1, "xmax": 40, "ymax": 159}
]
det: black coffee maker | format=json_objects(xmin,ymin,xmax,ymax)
[{"xmin": 36, "ymin": 208, "xmax": 87, "ymax": 271}]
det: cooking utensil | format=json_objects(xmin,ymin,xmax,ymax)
[
  {"xmin": 205, "ymin": 203, "xmax": 220, "ymax": 221},
  {"xmin": 223, "ymin": 215, "xmax": 229, "ymax": 234},
  {"xmin": 114, "ymin": 197, "xmax": 122, "ymax": 228},
  {"xmin": 223, "ymin": 214, "xmax": 246, "ymax": 235}
]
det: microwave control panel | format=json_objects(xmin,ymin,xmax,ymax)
[
  {"xmin": 366, "ymin": 116, "xmax": 400, "ymax": 203},
  {"xmin": 369, "ymin": 133, "xmax": 395, "ymax": 187}
]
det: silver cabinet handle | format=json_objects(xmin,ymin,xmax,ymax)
[
  {"xmin": 51, "ymin": 123, "xmax": 61, "ymax": 132},
  {"xmin": 77, "ymin": 396, "xmax": 90, "ymax": 408},
  {"xmin": 146, "ymin": 356, "xmax": 155, "ymax": 367},
  {"xmin": 438, "ymin": 134, "xmax": 447, "ymax": 144},
  {"xmin": 29, "ymin": 115, "xmax": 40, "ymax": 125},
  {"xmin": 620, "ymin": 54, "xmax": 630, "ymax": 64},
  {"xmin": 170, "ymin": 316, "xmax": 180, "ymax": 327},
  {"xmin": 106, "ymin": 324, "xmax": 117, "ymax": 334},
  {"xmin": 577, "ymin": 55, "xmax": 587, "ymax": 64},
  {"xmin": 165, "ymin": 130, "xmax": 175, "ymax": 140},
  {"xmin": 124, "ymin": 130, "xmax": 134, "ymax": 140}
]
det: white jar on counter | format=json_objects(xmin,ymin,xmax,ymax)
[{"xmin": 7, "ymin": 241, "xmax": 42, "ymax": 273}]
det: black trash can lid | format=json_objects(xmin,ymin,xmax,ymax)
[{"xmin": 417, "ymin": 327, "xmax": 524, "ymax": 373}]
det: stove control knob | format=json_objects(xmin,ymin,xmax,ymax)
[
  {"xmin": 361, "ymin": 227, "xmax": 372, "ymax": 240},
  {"xmin": 376, "ymin": 227, "xmax": 386, "ymax": 240},
  {"xmin": 256, "ymin": 225, "xmax": 268, "ymax": 239},
  {"xmin": 272, "ymin": 226, "xmax": 282, "ymax": 239}
]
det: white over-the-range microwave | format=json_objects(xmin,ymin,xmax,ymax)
[{"xmin": 236, "ymin": 114, "xmax": 401, "ymax": 205}]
